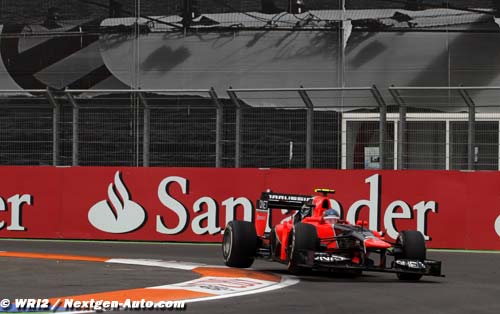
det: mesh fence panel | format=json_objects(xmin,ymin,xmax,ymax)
[
  {"xmin": 0, "ymin": 95, "xmax": 53, "ymax": 165},
  {"xmin": 132, "ymin": 93, "xmax": 224, "ymax": 168},
  {"xmin": 0, "ymin": 88, "xmax": 499, "ymax": 170},
  {"xmin": 450, "ymin": 121, "xmax": 499, "ymax": 170},
  {"xmin": 59, "ymin": 98, "xmax": 74, "ymax": 166},
  {"xmin": 222, "ymin": 103, "xmax": 236, "ymax": 167},
  {"xmin": 388, "ymin": 88, "xmax": 500, "ymax": 170},
  {"xmin": 345, "ymin": 121, "xmax": 394, "ymax": 169},
  {"xmin": 76, "ymin": 94, "xmax": 141, "ymax": 166},
  {"xmin": 233, "ymin": 89, "xmax": 380, "ymax": 168},
  {"xmin": 148, "ymin": 99, "xmax": 217, "ymax": 167},
  {"xmin": 312, "ymin": 110, "xmax": 341, "ymax": 169},
  {"xmin": 404, "ymin": 120, "xmax": 446, "ymax": 170},
  {"xmin": 240, "ymin": 107, "xmax": 307, "ymax": 168}
]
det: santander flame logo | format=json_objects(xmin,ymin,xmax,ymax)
[
  {"xmin": 495, "ymin": 214, "xmax": 500, "ymax": 237},
  {"xmin": 88, "ymin": 171, "xmax": 146, "ymax": 233}
]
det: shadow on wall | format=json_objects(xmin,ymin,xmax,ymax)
[
  {"xmin": 348, "ymin": 39, "xmax": 387, "ymax": 69},
  {"xmin": 288, "ymin": 31, "xmax": 339, "ymax": 60},
  {"xmin": 141, "ymin": 46, "xmax": 190, "ymax": 73},
  {"xmin": 399, "ymin": 28, "xmax": 500, "ymax": 110},
  {"xmin": 407, "ymin": 25, "xmax": 500, "ymax": 87}
]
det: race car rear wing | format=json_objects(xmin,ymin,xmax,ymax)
[{"xmin": 257, "ymin": 191, "xmax": 313, "ymax": 211}]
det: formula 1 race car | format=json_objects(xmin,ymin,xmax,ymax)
[{"xmin": 222, "ymin": 189, "xmax": 443, "ymax": 280}]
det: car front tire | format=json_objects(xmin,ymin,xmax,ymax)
[
  {"xmin": 396, "ymin": 230, "xmax": 426, "ymax": 281},
  {"xmin": 287, "ymin": 222, "xmax": 318, "ymax": 275}
]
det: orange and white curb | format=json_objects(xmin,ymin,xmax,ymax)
[{"xmin": 0, "ymin": 251, "xmax": 298, "ymax": 312}]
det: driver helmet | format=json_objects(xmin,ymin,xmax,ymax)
[{"xmin": 323, "ymin": 208, "xmax": 340, "ymax": 224}]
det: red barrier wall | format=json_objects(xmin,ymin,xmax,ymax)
[{"xmin": 0, "ymin": 167, "xmax": 499, "ymax": 250}]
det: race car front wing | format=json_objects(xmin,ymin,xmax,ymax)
[{"xmin": 297, "ymin": 250, "xmax": 444, "ymax": 277}]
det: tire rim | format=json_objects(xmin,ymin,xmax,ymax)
[{"xmin": 222, "ymin": 226, "xmax": 232, "ymax": 259}]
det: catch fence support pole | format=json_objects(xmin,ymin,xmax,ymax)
[
  {"xmin": 138, "ymin": 92, "xmax": 150, "ymax": 167},
  {"xmin": 459, "ymin": 88, "xmax": 476, "ymax": 171},
  {"xmin": 209, "ymin": 87, "xmax": 223, "ymax": 168},
  {"xmin": 228, "ymin": 87, "xmax": 241, "ymax": 168},
  {"xmin": 65, "ymin": 92, "xmax": 79, "ymax": 166},
  {"xmin": 370, "ymin": 85, "xmax": 387, "ymax": 170},
  {"xmin": 298, "ymin": 87, "xmax": 314, "ymax": 169},
  {"xmin": 389, "ymin": 86, "xmax": 406, "ymax": 170},
  {"xmin": 46, "ymin": 88, "xmax": 60, "ymax": 166}
]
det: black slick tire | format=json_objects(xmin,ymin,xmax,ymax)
[
  {"xmin": 287, "ymin": 223, "xmax": 318, "ymax": 275},
  {"xmin": 396, "ymin": 230, "xmax": 426, "ymax": 281},
  {"xmin": 222, "ymin": 220, "xmax": 257, "ymax": 268}
]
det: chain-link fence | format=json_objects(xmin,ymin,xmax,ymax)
[
  {"xmin": 388, "ymin": 86, "xmax": 500, "ymax": 171},
  {"xmin": 0, "ymin": 92, "xmax": 54, "ymax": 165},
  {"xmin": 0, "ymin": 86, "xmax": 414, "ymax": 169},
  {"xmin": 2, "ymin": 86, "xmax": 500, "ymax": 170},
  {"xmin": 0, "ymin": 89, "xmax": 227, "ymax": 167},
  {"xmin": 227, "ymin": 87, "xmax": 385, "ymax": 168},
  {"xmin": 1, "ymin": 86, "xmax": 500, "ymax": 170}
]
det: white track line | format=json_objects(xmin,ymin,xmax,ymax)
[{"xmin": 106, "ymin": 258, "xmax": 204, "ymax": 270}]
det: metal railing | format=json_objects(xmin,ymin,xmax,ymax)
[
  {"xmin": 227, "ymin": 86, "xmax": 387, "ymax": 169},
  {"xmin": 0, "ymin": 88, "xmax": 223, "ymax": 167},
  {"xmin": 388, "ymin": 86, "xmax": 500, "ymax": 170},
  {"xmin": 0, "ymin": 86, "xmax": 499, "ymax": 170}
]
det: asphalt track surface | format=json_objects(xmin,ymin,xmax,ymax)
[{"xmin": 0, "ymin": 240, "xmax": 499, "ymax": 314}]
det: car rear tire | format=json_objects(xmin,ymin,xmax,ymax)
[
  {"xmin": 222, "ymin": 220, "xmax": 257, "ymax": 268},
  {"xmin": 287, "ymin": 223, "xmax": 318, "ymax": 275},
  {"xmin": 396, "ymin": 230, "xmax": 426, "ymax": 281}
]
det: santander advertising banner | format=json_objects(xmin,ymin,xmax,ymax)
[{"xmin": 0, "ymin": 167, "xmax": 499, "ymax": 250}]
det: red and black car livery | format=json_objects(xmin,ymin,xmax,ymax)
[{"xmin": 222, "ymin": 189, "xmax": 443, "ymax": 280}]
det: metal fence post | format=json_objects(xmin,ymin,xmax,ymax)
[
  {"xmin": 65, "ymin": 92, "xmax": 79, "ymax": 166},
  {"xmin": 209, "ymin": 87, "xmax": 223, "ymax": 168},
  {"xmin": 138, "ymin": 92, "xmax": 150, "ymax": 167},
  {"xmin": 298, "ymin": 87, "xmax": 314, "ymax": 169},
  {"xmin": 370, "ymin": 85, "xmax": 387, "ymax": 170},
  {"xmin": 46, "ymin": 89, "xmax": 60, "ymax": 166},
  {"xmin": 458, "ymin": 88, "xmax": 476, "ymax": 171},
  {"xmin": 389, "ymin": 86, "xmax": 406, "ymax": 170},
  {"xmin": 227, "ymin": 87, "xmax": 241, "ymax": 168}
]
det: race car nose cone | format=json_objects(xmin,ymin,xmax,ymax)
[{"xmin": 364, "ymin": 237, "xmax": 392, "ymax": 249}]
